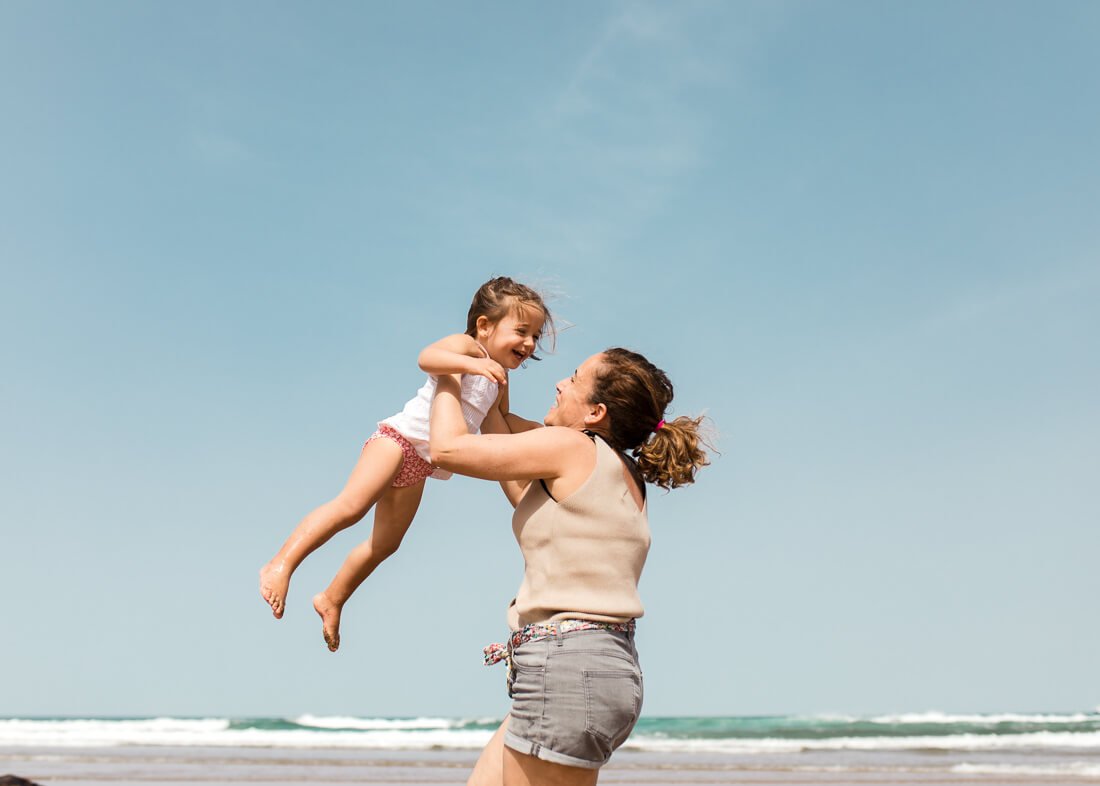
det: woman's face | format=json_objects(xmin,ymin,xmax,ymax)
[{"xmin": 544, "ymin": 353, "xmax": 604, "ymax": 428}]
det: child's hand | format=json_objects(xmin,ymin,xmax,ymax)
[{"xmin": 469, "ymin": 357, "xmax": 508, "ymax": 385}]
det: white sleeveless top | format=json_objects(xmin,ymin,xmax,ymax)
[{"xmin": 379, "ymin": 373, "xmax": 499, "ymax": 480}]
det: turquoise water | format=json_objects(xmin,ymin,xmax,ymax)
[
  {"xmin": 634, "ymin": 711, "xmax": 1100, "ymax": 739},
  {"xmin": 3, "ymin": 711, "xmax": 1100, "ymax": 751}
]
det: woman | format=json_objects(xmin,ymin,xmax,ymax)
[{"xmin": 430, "ymin": 348, "xmax": 709, "ymax": 786}]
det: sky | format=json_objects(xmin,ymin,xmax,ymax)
[{"xmin": 1, "ymin": 1, "xmax": 1098, "ymax": 720}]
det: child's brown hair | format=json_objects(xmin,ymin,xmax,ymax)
[{"xmin": 465, "ymin": 276, "xmax": 555, "ymax": 361}]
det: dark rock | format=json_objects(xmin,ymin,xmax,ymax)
[{"xmin": 0, "ymin": 776, "xmax": 42, "ymax": 786}]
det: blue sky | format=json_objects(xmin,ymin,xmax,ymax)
[{"xmin": 2, "ymin": 1, "xmax": 1098, "ymax": 719}]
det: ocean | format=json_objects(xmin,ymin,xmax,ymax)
[{"xmin": 3, "ymin": 712, "xmax": 1100, "ymax": 784}]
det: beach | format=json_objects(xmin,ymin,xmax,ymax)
[
  {"xmin": 7, "ymin": 743, "xmax": 1100, "ymax": 785},
  {"xmin": 3, "ymin": 714, "xmax": 1100, "ymax": 785}
]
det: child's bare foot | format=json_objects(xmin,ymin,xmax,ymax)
[
  {"xmin": 313, "ymin": 592, "xmax": 342, "ymax": 652},
  {"xmin": 259, "ymin": 562, "xmax": 292, "ymax": 619}
]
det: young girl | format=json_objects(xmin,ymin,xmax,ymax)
[{"xmin": 259, "ymin": 277, "xmax": 552, "ymax": 651}]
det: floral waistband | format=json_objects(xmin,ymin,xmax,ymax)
[{"xmin": 483, "ymin": 618, "xmax": 636, "ymax": 666}]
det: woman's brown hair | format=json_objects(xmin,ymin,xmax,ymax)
[{"xmin": 589, "ymin": 347, "xmax": 710, "ymax": 490}]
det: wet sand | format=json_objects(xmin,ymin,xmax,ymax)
[{"xmin": 5, "ymin": 744, "xmax": 1100, "ymax": 785}]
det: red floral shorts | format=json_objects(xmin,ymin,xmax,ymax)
[{"xmin": 366, "ymin": 424, "xmax": 436, "ymax": 488}]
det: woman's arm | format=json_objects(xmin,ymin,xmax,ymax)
[
  {"xmin": 418, "ymin": 334, "xmax": 507, "ymax": 385},
  {"xmin": 430, "ymin": 375, "xmax": 589, "ymax": 484},
  {"xmin": 480, "ymin": 400, "xmax": 532, "ymax": 508}
]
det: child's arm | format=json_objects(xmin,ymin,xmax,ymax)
[
  {"xmin": 497, "ymin": 383, "xmax": 543, "ymax": 434},
  {"xmin": 504, "ymin": 412, "xmax": 543, "ymax": 433},
  {"xmin": 418, "ymin": 333, "xmax": 506, "ymax": 385}
]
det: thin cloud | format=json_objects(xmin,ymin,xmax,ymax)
[
  {"xmin": 480, "ymin": 3, "xmax": 730, "ymax": 265},
  {"xmin": 919, "ymin": 264, "xmax": 1100, "ymax": 333},
  {"xmin": 188, "ymin": 129, "xmax": 253, "ymax": 165}
]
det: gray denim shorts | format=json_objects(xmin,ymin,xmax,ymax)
[{"xmin": 504, "ymin": 627, "xmax": 643, "ymax": 769}]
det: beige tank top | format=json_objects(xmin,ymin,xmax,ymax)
[{"xmin": 506, "ymin": 433, "xmax": 651, "ymax": 630}]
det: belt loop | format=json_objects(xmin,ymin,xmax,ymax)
[
  {"xmin": 506, "ymin": 636, "xmax": 516, "ymax": 695},
  {"xmin": 552, "ymin": 623, "xmax": 564, "ymax": 647}
]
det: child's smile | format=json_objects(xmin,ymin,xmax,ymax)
[{"xmin": 481, "ymin": 305, "xmax": 546, "ymax": 370}]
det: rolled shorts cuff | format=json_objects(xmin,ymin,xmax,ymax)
[{"xmin": 503, "ymin": 731, "xmax": 604, "ymax": 770}]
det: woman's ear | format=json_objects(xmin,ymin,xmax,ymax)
[{"xmin": 583, "ymin": 402, "xmax": 608, "ymax": 427}]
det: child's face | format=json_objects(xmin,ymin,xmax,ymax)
[{"xmin": 479, "ymin": 303, "xmax": 546, "ymax": 370}]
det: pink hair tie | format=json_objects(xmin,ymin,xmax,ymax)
[{"xmin": 655, "ymin": 419, "xmax": 665, "ymax": 431}]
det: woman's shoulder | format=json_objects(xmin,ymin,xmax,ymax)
[
  {"xmin": 533, "ymin": 425, "xmax": 596, "ymax": 449},
  {"xmin": 590, "ymin": 432, "xmax": 647, "ymax": 500},
  {"xmin": 513, "ymin": 426, "xmax": 598, "ymax": 469},
  {"xmin": 586, "ymin": 430, "xmax": 619, "ymax": 456}
]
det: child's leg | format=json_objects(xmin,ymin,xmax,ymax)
[
  {"xmin": 259, "ymin": 438, "xmax": 405, "ymax": 618},
  {"xmin": 312, "ymin": 479, "xmax": 425, "ymax": 651}
]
